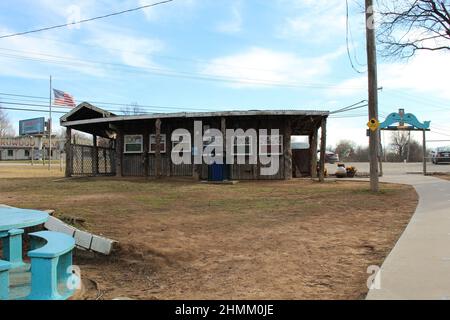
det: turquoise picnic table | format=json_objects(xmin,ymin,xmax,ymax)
[
  {"xmin": 0, "ymin": 206, "xmax": 50, "ymax": 300},
  {"xmin": 0, "ymin": 206, "xmax": 49, "ymax": 233},
  {"xmin": 0, "ymin": 206, "xmax": 49, "ymax": 268},
  {"xmin": 0, "ymin": 206, "xmax": 77, "ymax": 300}
]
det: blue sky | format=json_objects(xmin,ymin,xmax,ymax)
[{"xmin": 0, "ymin": 0, "xmax": 449, "ymax": 147}]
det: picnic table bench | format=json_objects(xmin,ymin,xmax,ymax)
[
  {"xmin": 0, "ymin": 260, "xmax": 11, "ymax": 300},
  {"xmin": 27, "ymin": 231, "xmax": 76, "ymax": 300},
  {"xmin": 0, "ymin": 206, "xmax": 78, "ymax": 300}
]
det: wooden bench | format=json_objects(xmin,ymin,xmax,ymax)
[
  {"xmin": 0, "ymin": 260, "xmax": 12, "ymax": 300},
  {"xmin": 27, "ymin": 231, "xmax": 76, "ymax": 300}
]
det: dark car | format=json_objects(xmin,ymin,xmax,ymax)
[{"xmin": 431, "ymin": 146, "xmax": 450, "ymax": 164}]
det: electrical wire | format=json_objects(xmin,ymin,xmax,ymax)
[
  {"xmin": 345, "ymin": 0, "xmax": 366, "ymax": 74},
  {"xmin": 0, "ymin": 92, "xmax": 219, "ymax": 112},
  {"xmin": 0, "ymin": 49, "xmax": 366, "ymax": 91},
  {"xmin": 331, "ymin": 99, "xmax": 368, "ymax": 114},
  {"xmin": 0, "ymin": 106, "xmax": 66, "ymax": 114},
  {"xmin": 0, "ymin": 0, "xmax": 174, "ymax": 39}
]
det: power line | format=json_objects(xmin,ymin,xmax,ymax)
[
  {"xmin": 0, "ymin": 92, "xmax": 225, "ymax": 113},
  {"xmin": 0, "ymin": 92, "xmax": 213, "ymax": 112},
  {"xmin": 0, "ymin": 49, "xmax": 366, "ymax": 91},
  {"xmin": 345, "ymin": 0, "xmax": 366, "ymax": 74},
  {"xmin": 384, "ymin": 90, "xmax": 450, "ymax": 112},
  {"xmin": 0, "ymin": 106, "xmax": 66, "ymax": 114},
  {"xmin": 329, "ymin": 113, "xmax": 367, "ymax": 119},
  {"xmin": 0, "ymin": 92, "xmax": 330, "ymax": 115},
  {"xmin": 16, "ymin": 35, "xmax": 319, "ymax": 75},
  {"xmin": 431, "ymin": 130, "xmax": 450, "ymax": 138},
  {"xmin": 0, "ymin": 0, "xmax": 174, "ymax": 39},
  {"xmin": 330, "ymin": 99, "xmax": 368, "ymax": 114}
]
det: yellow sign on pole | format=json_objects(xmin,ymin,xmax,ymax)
[{"xmin": 367, "ymin": 118, "xmax": 380, "ymax": 132}]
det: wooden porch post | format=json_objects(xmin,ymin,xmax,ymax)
[
  {"xmin": 155, "ymin": 119, "xmax": 162, "ymax": 178},
  {"xmin": 221, "ymin": 117, "xmax": 227, "ymax": 179},
  {"xmin": 319, "ymin": 117, "xmax": 327, "ymax": 182},
  {"xmin": 310, "ymin": 126, "xmax": 318, "ymax": 178},
  {"xmin": 143, "ymin": 125, "xmax": 150, "ymax": 177},
  {"xmin": 92, "ymin": 135, "xmax": 98, "ymax": 176},
  {"xmin": 65, "ymin": 127, "xmax": 72, "ymax": 178},
  {"xmin": 115, "ymin": 128, "xmax": 123, "ymax": 177},
  {"xmin": 284, "ymin": 118, "xmax": 293, "ymax": 180},
  {"xmin": 423, "ymin": 129, "xmax": 427, "ymax": 175}
]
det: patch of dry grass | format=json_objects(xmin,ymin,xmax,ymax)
[
  {"xmin": 0, "ymin": 170, "xmax": 418, "ymax": 300},
  {"xmin": 0, "ymin": 164, "xmax": 64, "ymax": 178}
]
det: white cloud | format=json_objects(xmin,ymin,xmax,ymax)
[
  {"xmin": 201, "ymin": 47, "xmax": 346, "ymax": 89},
  {"xmin": 277, "ymin": 0, "xmax": 347, "ymax": 42},
  {"xmin": 140, "ymin": 0, "xmax": 198, "ymax": 22},
  {"xmin": 84, "ymin": 26, "xmax": 164, "ymax": 69},
  {"xmin": 328, "ymin": 50, "xmax": 450, "ymax": 100},
  {"xmin": 216, "ymin": 1, "xmax": 243, "ymax": 34},
  {"xmin": 0, "ymin": 0, "xmax": 168, "ymax": 80},
  {"xmin": 0, "ymin": 25, "xmax": 108, "ymax": 79},
  {"xmin": 379, "ymin": 51, "xmax": 450, "ymax": 100}
]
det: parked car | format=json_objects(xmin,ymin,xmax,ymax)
[
  {"xmin": 318, "ymin": 151, "xmax": 340, "ymax": 164},
  {"xmin": 431, "ymin": 146, "xmax": 450, "ymax": 164}
]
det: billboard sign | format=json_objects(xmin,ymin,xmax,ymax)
[{"xmin": 19, "ymin": 117, "xmax": 46, "ymax": 136}]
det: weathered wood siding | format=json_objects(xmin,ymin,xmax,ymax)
[
  {"xmin": 114, "ymin": 115, "xmax": 319, "ymax": 179},
  {"xmin": 123, "ymin": 154, "xmax": 144, "ymax": 176}
]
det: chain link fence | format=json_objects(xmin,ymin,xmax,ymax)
[{"xmin": 71, "ymin": 144, "xmax": 115, "ymax": 176}]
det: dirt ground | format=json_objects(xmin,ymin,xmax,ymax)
[{"xmin": 0, "ymin": 166, "xmax": 418, "ymax": 300}]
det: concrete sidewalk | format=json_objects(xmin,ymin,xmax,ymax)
[{"xmin": 366, "ymin": 174, "xmax": 450, "ymax": 300}]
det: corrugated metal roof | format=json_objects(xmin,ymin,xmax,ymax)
[{"xmin": 60, "ymin": 104, "xmax": 329, "ymax": 127}]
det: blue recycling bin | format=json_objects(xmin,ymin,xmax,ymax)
[{"xmin": 209, "ymin": 163, "xmax": 225, "ymax": 182}]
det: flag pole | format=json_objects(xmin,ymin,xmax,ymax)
[{"xmin": 49, "ymin": 75, "xmax": 52, "ymax": 171}]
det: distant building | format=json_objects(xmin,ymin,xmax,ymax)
[{"xmin": 0, "ymin": 137, "xmax": 64, "ymax": 161}]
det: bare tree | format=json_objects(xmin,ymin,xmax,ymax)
[
  {"xmin": 408, "ymin": 139, "xmax": 425, "ymax": 161},
  {"xmin": 377, "ymin": 0, "xmax": 450, "ymax": 58},
  {"xmin": 0, "ymin": 109, "xmax": 14, "ymax": 137},
  {"xmin": 335, "ymin": 140, "xmax": 356, "ymax": 161},
  {"xmin": 390, "ymin": 131, "xmax": 410, "ymax": 160},
  {"xmin": 353, "ymin": 146, "xmax": 370, "ymax": 162}
]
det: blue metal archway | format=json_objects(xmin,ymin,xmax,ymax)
[{"xmin": 379, "ymin": 109, "xmax": 431, "ymax": 175}]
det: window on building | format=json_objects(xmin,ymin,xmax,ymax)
[
  {"xmin": 232, "ymin": 136, "xmax": 254, "ymax": 156},
  {"xmin": 149, "ymin": 134, "xmax": 167, "ymax": 153},
  {"xmin": 291, "ymin": 136, "xmax": 310, "ymax": 150},
  {"xmin": 7, "ymin": 150, "xmax": 13, "ymax": 157},
  {"xmin": 124, "ymin": 135, "xmax": 143, "ymax": 153},
  {"xmin": 24, "ymin": 150, "xmax": 30, "ymax": 157},
  {"xmin": 259, "ymin": 135, "xmax": 283, "ymax": 156}
]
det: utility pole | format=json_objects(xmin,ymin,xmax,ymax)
[
  {"xmin": 365, "ymin": 0, "xmax": 380, "ymax": 192},
  {"xmin": 407, "ymin": 130, "xmax": 411, "ymax": 162},
  {"xmin": 48, "ymin": 75, "xmax": 52, "ymax": 171}
]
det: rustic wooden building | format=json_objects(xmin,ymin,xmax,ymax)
[{"xmin": 60, "ymin": 103, "xmax": 329, "ymax": 180}]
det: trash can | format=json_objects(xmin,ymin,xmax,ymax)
[{"xmin": 209, "ymin": 163, "xmax": 225, "ymax": 182}]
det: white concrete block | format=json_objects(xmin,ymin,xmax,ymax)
[
  {"xmin": 74, "ymin": 230, "xmax": 93, "ymax": 249},
  {"xmin": 56, "ymin": 222, "xmax": 76, "ymax": 237},
  {"xmin": 45, "ymin": 217, "xmax": 76, "ymax": 237},
  {"xmin": 91, "ymin": 235, "xmax": 117, "ymax": 255},
  {"xmin": 44, "ymin": 216, "xmax": 118, "ymax": 255},
  {"xmin": 44, "ymin": 216, "xmax": 60, "ymax": 231}
]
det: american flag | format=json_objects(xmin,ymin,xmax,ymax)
[{"xmin": 53, "ymin": 89, "xmax": 76, "ymax": 107}]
